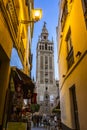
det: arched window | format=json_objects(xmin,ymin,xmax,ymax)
[{"xmin": 45, "ymin": 44, "xmax": 47, "ymax": 50}]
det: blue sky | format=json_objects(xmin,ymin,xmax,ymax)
[
  {"xmin": 10, "ymin": 0, "xmax": 59, "ymax": 80},
  {"xmin": 31, "ymin": 0, "xmax": 59, "ymax": 80}
]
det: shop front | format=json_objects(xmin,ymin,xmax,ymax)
[{"xmin": 5, "ymin": 67, "xmax": 35, "ymax": 130}]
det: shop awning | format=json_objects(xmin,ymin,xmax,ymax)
[
  {"xmin": 16, "ymin": 68, "xmax": 34, "ymax": 85},
  {"xmin": 11, "ymin": 67, "xmax": 35, "ymax": 97}
]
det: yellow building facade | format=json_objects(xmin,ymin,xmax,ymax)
[
  {"xmin": 57, "ymin": 0, "xmax": 87, "ymax": 129},
  {"xmin": 0, "ymin": 0, "xmax": 34, "ymax": 129}
]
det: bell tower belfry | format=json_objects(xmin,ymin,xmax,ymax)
[{"xmin": 41, "ymin": 22, "xmax": 48, "ymax": 40}]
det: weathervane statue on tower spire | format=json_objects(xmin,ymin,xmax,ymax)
[{"xmin": 44, "ymin": 21, "xmax": 46, "ymax": 27}]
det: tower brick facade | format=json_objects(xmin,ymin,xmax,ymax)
[{"xmin": 36, "ymin": 22, "xmax": 57, "ymax": 115}]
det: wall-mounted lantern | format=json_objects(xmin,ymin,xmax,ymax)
[{"xmin": 20, "ymin": 9, "xmax": 42, "ymax": 24}]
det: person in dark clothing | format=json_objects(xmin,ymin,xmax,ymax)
[{"xmin": 36, "ymin": 116, "xmax": 39, "ymax": 127}]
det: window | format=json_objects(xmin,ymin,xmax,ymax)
[
  {"xmin": 44, "ymin": 36, "xmax": 46, "ymax": 39},
  {"xmin": 40, "ymin": 71, "xmax": 44, "ymax": 83},
  {"xmin": 66, "ymin": 28, "xmax": 74, "ymax": 70},
  {"xmin": 49, "ymin": 72, "xmax": 53, "ymax": 83},
  {"xmin": 51, "ymin": 46, "xmax": 53, "ymax": 51},
  {"xmin": 61, "ymin": 0, "xmax": 68, "ymax": 31},
  {"xmin": 45, "ymin": 56, "xmax": 48, "ymax": 64},
  {"xmin": 45, "ymin": 65, "xmax": 48, "ymax": 70},
  {"xmin": 49, "ymin": 57, "xmax": 52, "ymax": 69},
  {"xmin": 82, "ymin": 0, "xmax": 87, "ymax": 26},
  {"xmin": 84, "ymin": 0, "xmax": 87, "ymax": 7},
  {"xmin": 39, "ymin": 45, "xmax": 41, "ymax": 50},
  {"xmin": 45, "ymin": 72, "xmax": 48, "ymax": 77},
  {"xmin": 45, "ymin": 79, "xmax": 48, "ymax": 84},
  {"xmin": 45, "ymin": 94, "xmax": 49, "ymax": 99},
  {"xmin": 45, "ymin": 44, "xmax": 47, "ymax": 50},
  {"xmin": 82, "ymin": 0, "xmax": 87, "ymax": 13},
  {"xmin": 40, "ymin": 56, "xmax": 43, "ymax": 69},
  {"xmin": 67, "ymin": 30, "xmax": 72, "ymax": 53},
  {"xmin": 42, "ymin": 45, "xmax": 44, "ymax": 50},
  {"xmin": 49, "ymin": 46, "xmax": 50, "ymax": 50}
]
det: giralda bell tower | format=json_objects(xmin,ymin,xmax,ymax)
[{"xmin": 36, "ymin": 22, "xmax": 57, "ymax": 115}]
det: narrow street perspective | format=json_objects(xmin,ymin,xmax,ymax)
[{"xmin": 0, "ymin": 0, "xmax": 87, "ymax": 130}]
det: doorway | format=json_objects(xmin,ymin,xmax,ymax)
[{"xmin": 70, "ymin": 85, "xmax": 80, "ymax": 130}]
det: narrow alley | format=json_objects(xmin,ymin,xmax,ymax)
[{"xmin": 1, "ymin": 0, "xmax": 87, "ymax": 130}]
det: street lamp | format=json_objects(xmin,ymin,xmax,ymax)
[{"xmin": 20, "ymin": 9, "xmax": 42, "ymax": 24}]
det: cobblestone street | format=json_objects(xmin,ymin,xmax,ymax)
[
  {"xmin": 31, "ymin": 126, "xmax": 59, "ymax": 130},
  {"xmin": 31, "ymin": 123, "xmax": 59, "ymax": 130},
  {"xmin": 31, "ymin": 127, "xmax": 47, "ymax": 130}
]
